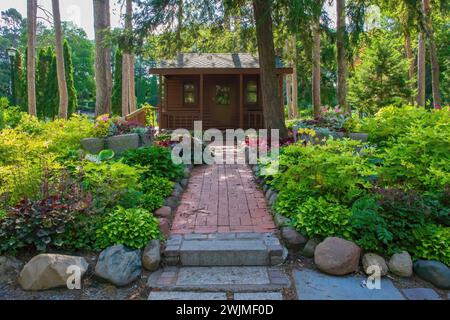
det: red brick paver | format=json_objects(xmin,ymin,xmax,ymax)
[{"xmin": 171, "ymin": 164, "xmax": 276, "ymax": 234}]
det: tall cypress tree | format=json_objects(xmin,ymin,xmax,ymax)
[
  {"xmin": 12, "ymin": 50, "xmax": 26, "ymax": 110},
  {"xmin": 47, "ymin": 53, "xmax": 59, "ymax": 119},
  {"xmin": 36, "ymin": 47, "xmax": 53, "ymax": 119},
  {"xmin": 111, "ymin": 49, "xmax": 123, "ymax": 115},
  {"xmin": 63, "ymin": 40, "xmax": 78, "ymax": 116}
]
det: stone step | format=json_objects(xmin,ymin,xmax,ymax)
[
  {"xmin": 147, "ymin": 266, "xmax": 291, "ymax": 293},
  {"xmin": 164, "ymin": 232, "xmax": 286, "ymax": 266},
  {"xmin": 148, "ymin": 291, "xmax": 283, "ymax": 300}
]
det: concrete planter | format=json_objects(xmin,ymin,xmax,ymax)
[
  {"xmin": 106, "ymin": 133, "xmax": 140, "ymax": 155},
  {"xmin": 348, "ymin": 132, "xmax": 369, "ymax": 142},
  {"xmin": 80, "ymin": 137, "xmax": 105, "ymax": 154}
]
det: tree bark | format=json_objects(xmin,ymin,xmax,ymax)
[
  {"xmin": 336, "ymin": 0, "xmax": 348, "ymax": 112},
  {"xmin": 422, "ymin": 0, "xmax": 441, "ymax": 107},
  {"xmin": 27, "ymin": 0, "xmax": 37, "ymax": 116},
  {"xmin": 404, "ymin": 30, "xmax": 415, "ymax": 105},
  {"xmin": 176, "ymin": 0, "xmax": 183, "ymax": 53},
  {"xmin": 122, "ymin": 0, "xmax": 136, "ymax": 115},
  {"xmin": 121, "ymin": 54, "xmax": 130, "ymax": 116},
  {"xmin": 312, "ymin": 19, "xmax": 321, "ymax": 118},
  {"xmin": 252, "ymin": 0, "xmax": 288, "ymax": 138},
  {"xmin": 416, "ymin": 32, "xmax": 426, "ymax": 107},
  {"xmin": 93, "ymin": 0, "xmax": 112, "ymax": 115},
  {"xmin": 52, "ymin": 0, "xmax": 69, "ymax": 119},
  {"xmin": 291, "ymin": 36, "xmax": 298, "ymax": 118}
]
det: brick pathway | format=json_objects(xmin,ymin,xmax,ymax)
[{"xmin": 171, "ymin": 164, "xmax": 276, "ymax": 234}]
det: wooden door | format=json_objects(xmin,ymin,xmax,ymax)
[{"xmin": 205, "ymin": 76, "xmax": 238, "ymax": 129}]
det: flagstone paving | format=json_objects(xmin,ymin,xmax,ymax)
[
  {"xmin": 171, "ymin": 164, "xmax": 276, "ymax": 234},
  {"xmin": 293, "ymin": 269, "xmax": 405, "ymax": 300}
]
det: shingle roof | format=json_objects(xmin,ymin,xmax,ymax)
[{"xmin": 157, "ymin": 53, "xmax": 285, "ymax": 69}]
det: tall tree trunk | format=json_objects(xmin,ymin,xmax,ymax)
[
  {"xmin": 284, "ymin": 42, "xmax": 292, "ymax": 119},
  {"xmin": 27, "ymin": 0, "xmax": 37, "ymax": 116},
  {"xmin": 312, "ymin": 19, "xmax": 321, "ymax": 118},
  {"xmin": 291, "ymin": 36, "xmax": 298, "ymax": 118},
  {"xmin": 422, "ymin": 0, "xmax": 441, "ymax": 107},
  {"xmin": 336, "ymin": 0, "xmax": 348, "ymax": 112},
  {"xmin": 121, "ymin": 55, "xmax": 130, "ymax": 116},
  {"xmin": 93, "ymin": 0, "xmax": 112, "ymax": 115},
  {"xmin": 52, "ymin": 0, "xmax": 69, "ymax": 119},
  {"xmin": 252, "ymin": 0, "xmax": 288, "ymax": 138},
  {"xmin": 176, "ymin": 0, "xmax": 183, "ymax": 53},
  {"xmin": 416, "ymin": 32, "xmax": 426, "ymax": 106},
  {"xmin": 105, "ymin": 1, "xmax": 112, "ymax": 114},
  {"xmin": 404, "ymin": 30, "xmax": 415, "ymax": 105}
]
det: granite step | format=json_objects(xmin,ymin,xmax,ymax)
[
  {"xmin": 164, "ymin": 232, "xmax": 286, "ymax": 266},
  {"xmin": 147, "ymin": 266, "xmax": 291, "ymax": 292}
]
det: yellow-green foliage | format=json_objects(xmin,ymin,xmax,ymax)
[{"xmin": 0, "ymin": 128, "xmax": 47, "ymax": 165}]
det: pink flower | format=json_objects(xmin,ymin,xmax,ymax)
[
  {"xmin": 435, "ymin": 105, "xmax": 442, "ymax": 110},
  {"xmin": 334, "ymin": 106, "xmax": 341, "ymax": 113},
  {"xmin": 322, "ymin": 107, "xmax": 328, "ymax": 113}
]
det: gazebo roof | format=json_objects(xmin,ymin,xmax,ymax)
[{"xmin": 156, "ymin": 53, "xmax": 286, "ymax": 69}]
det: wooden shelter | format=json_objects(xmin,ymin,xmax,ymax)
[{"xmin": 149, "ymin": 53, "xmax": 292, "ymax": 130}]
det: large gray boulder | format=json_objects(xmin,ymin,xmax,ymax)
[
  {"xmin": 18, "ymin": 254, "xmax": 88, "ymax": 291},
  {"xmin": 106, "ymin": 133, "xmax": 139, "ymax": 155},
  {"xmin": 142, "ymin": 240, "xmax": 161, "ymax": 272},
  {"xmin": 362, "ymin": 253, "xmax": 388, "ymax": 276},
  {"xmin": 80, "ymin": 137, "xmax": 105, "ymax": 154},
  {"xmin": 95, "ymin": 245, "xmax": 142, "ymax": 286},
  {"xmin": 0, "ymin": 256, "xmax": 24, "ymax": 284},
  {"xmin": 413, "ymin": 260, "xmax": 450, "ymax": 289},
  {"xmin": 281, "ymin": 227, "xmax": 307, "ymax": 250},
  {"xmin": 388, "ymin": 251, "xmax": 413, "ymax": 277},
  {"xmin": 314, "ymin": 237, "xmax": 361, "ymax": 275}
]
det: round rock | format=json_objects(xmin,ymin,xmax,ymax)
[
  {"xmin": 95, "ymin": 245, "xmax": 142, "ymax": 286},
  {"xmin": 281, "ymin": 227, "xmax": 307, "ymax": 250},
  {"xmin": 155, "ymin": 206, "xmax": 172, "ymax": 219},
  {"xmin": 388, "ymin": 251, "xmax": 413, "ymax": 277},
  {"xmin": 142, "ymin": 240, "xmax": 161, "ymax": 272},
  {"xmin": 314, "ymin": 237, "xmax": 361, "ymax": 275},
  {"xmin": 413, "ymin": 260, "xmax": 450, "ymax": 289},
  {"xmin": 362, "ymin": 253, "xmax": 388, "ymax": 276},
  {"xmin": 18, "ymin": 254, "xmax": 88, "ymax": 291},
  {"xmin": 301, "ymin": 238, "xmax": 322, "ymax": 258}
]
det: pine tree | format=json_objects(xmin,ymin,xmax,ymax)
[
  {"xmin": 348, "ymin": 32, "xmax": 414, "ymax": 115},
  {"xmin": 63, "ymin": 40, "xmax": 78, "ymax": 115},
  {"xmin": 112, "ymin": 49, "xmax": 123, "ymax": 115}
]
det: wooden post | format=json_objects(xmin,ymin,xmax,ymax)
[
  {"xmin": 279, "ymin": 74, "xmax": 284, "ymax": 114},
  {"xmin": 239, "ymin": 74, "xmax": 244, "ymax": 128},
  {"xmin": 199, "ymin": 73, "xmax": 204, "ymax": 122}
]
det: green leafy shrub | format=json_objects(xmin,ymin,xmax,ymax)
[
  {"xmin": 55, "ymin": 213, "xmax": 102, "ymax": 252},
  {"xmin": 412, "ymin": 224, "xmax": 450, "ymax": 266},
  {"xmin": 0, "ymin": 128, "xmax": 47, "ymax": 165},
  {"xmin": 96, "ymin": 206, "xmax": 160, "ymax": 249},
  {"xmin": 379, "ymin": 117, "xmax": 450, "ymax": 191},
  {"xmin": 358, "ymin": 105, "xmax": 447, "ymax": 145},
  {"xmin": 350, "ymin": 189, "xmax": 446, "ymax": 255},
  {"xmin": 122, "ymin": 146, "xmax": 185, "ymax": 180},
  {"xmin": 0, "ymin": 98, "xmax": 25, "ymax": 129},
  {"xmin": 267, "ymin": 139, "xmax": 376, "ymax": 205},
  {"xmin": 80, "ymin": 161, "xmax": 142, "ymax": 211},
  {"xmin": 293, "ymin": 196, "xmax": 353, "ymax": 239},
  {"xmin": 142, "ymin": 175, "xmax": 174, "ymax": 198},
  {"xmin": 139, "ymin": 192, "xmax": 165, "ymax": 212}
]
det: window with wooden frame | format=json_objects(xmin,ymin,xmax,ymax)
[
  {"xmin": 183, "ymin": 83, "xmax": 196, "ymax": 105},
  {"xmin": 215, "ymin": 85, "xmax": 231, "ymax": 105},
  {"xmin": 246, "ymin": 80, "xmax": 258, "ymax": 104}
]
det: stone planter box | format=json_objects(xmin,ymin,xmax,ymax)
[
  {"xmin": 81, "ymin": 133, "xmax": 145, "ymax": 155},
  {"xmin": 347, "ymin": 132, "xmax": 369, "ymax": 142}
]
